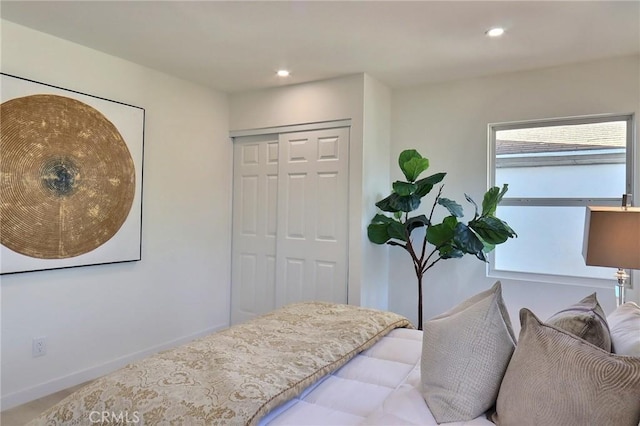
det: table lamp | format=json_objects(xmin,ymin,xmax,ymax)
[{"xmin": 583, "ymin": 196, "xmax": 640, "ymax": 306}]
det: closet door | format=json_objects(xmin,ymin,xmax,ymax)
[
  {"xmin": 231, "ymin": 135, "xmax": 279, "ymax": 325},
  {"xmin": 231, "ymin": 127, "xmax": 349, "ymax": 324},
  {"xmin": 275, "ymin": 127, "xmax": 349, "ymax": 307}
]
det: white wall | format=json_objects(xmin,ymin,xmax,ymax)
[
  {"xmin": 389, "ymin": 55, "xmax": 640, "ymax": 328},
  {"xmin": 229, "ymin": 74, "xmax": 392, "ymax": 310},
  {"xmin": 361, "ymin": 75, "xmax": 391, "ymax": 308},
  {"xmin": 0, "ymin": 21, "xmax": 232, "ymax": 409}
]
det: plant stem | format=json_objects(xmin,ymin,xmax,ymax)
[
  {"xmin": 419, "ymin": 231, "xmax": 428, "ymax": 266},
  {"xmin": 417, "ymin": 271, "xmax": 423, "ymax": 330},
  {"xmin": 423, "ymin": 256, "xmax": 443, "ymax": 274},
  {"xmin": 398, "ymin": 228, "xmax": 425, "ymax": 329},
  {"xmin": 428, "ymin": 185, "xmax": 444, "ymax": 223}
]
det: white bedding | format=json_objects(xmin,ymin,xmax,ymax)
[{"xmin": 260, "ymin": 328, "xmax": 494, "ymax": 426}]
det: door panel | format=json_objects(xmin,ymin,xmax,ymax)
[
  {"xmin": 316, "ymin": 172, "xmax": 340, "ymax": 240},
  {"xmin": 285, "ymin": 173, "xmax": 307, "ymax": 239}
]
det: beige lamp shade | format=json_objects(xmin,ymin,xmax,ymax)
[{"xmin": 583, "ymin": 206, "xmax": 640, "ymax": 269}]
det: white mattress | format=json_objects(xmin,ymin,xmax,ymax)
[{"xmin": 260, "ymin": 328, "xmax": 494, "ymax": 426}]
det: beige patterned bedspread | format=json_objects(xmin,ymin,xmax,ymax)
[{"xmin": 28, "ymin": 302, "xmax": 412, "ymax": 426}]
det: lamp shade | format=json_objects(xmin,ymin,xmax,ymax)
[{"xmin": 583, "ymin": 206, "xmax": 640, "ymax": 269}]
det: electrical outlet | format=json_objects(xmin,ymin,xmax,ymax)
[{"xmin": 32, "ymin": 337, "xmax": 46, "ymax": 357}]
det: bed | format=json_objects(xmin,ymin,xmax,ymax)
[
  {"xmin": 26, "ymin": 292, "xmax": 640, "ymax": 426},
  {"xmin": 259, "ymin": 326, "xmax": 491, "ymax": 426}
]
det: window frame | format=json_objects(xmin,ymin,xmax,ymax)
[{"xmin": 486, "ymin": 113, "xmax": 635, "ymax": 288}]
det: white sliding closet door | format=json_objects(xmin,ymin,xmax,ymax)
[
  {"xmin": 275, "ymin": 128, "xmax": 349, "ymax": 307},
  {"xmin": 231, "ymin": 127, "xmax": 349, "ymax": 324},
  {"xmin": 231, "ymin": 135, "xmax": 279, "ymax": 325}
]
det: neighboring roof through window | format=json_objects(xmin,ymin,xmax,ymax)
[{"xmin": 496, "ymin": 121, "xmax": 626, "ymax": 155}]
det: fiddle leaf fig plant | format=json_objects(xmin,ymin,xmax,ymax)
[{"xmin": 368, "ymin": 149, "xmax": 516, "ymax": 329}]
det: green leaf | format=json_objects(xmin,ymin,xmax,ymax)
[
  {"xmin": 453, "ymin": 223, "xmax": 486, "ymax": 261},
  {"xmin": 367, "ymin": 223, "xmax": 391, "ymax": 244},
  {"xmin": 438, "ymin": 244, "xmax": 464, "ymax": 259},
  {"xmin": 375, "ymin": 195, "xmax": 398, "ymax": 212},
  {"xmin": 393, "ymin": 181, "xmax": 417, "ymax": 196},
  {"xmin": 367, "ymin": 214, "xmax": 407, "ymax": 244},
  {"xmin": 376, "ymin": 193, "xmax": 421, "ymax": 213},
  {"xmin": 482, "ymin": 184, "xmax": 509, "ymax": 217},
  {"xmin": 399, "ymin": 150, "xmax": 429, "ymax": 182},
  {"xmin": 392, "ymin": 193, "xmax": 421, "ymax": 212},
  {"xmin": 442, "ymin": 215, "xmax": 458, "ymax": 228},
  {"xmin": 426, "ymin": 216, "xmax": 457, "ymax": 247},
  {"xmin": 367, "ymin": 214, "xmax": 392, "ymax": 244},
  {"xmin": 480, "ymin": 238, "xmax": 496, "ymax": 253},
  {"xmin": 469, "ymin": 216, "xmax": 517, "ymax": 245},
  {"xmin": 419, "ymin": 172, "xmax": 446, "ymax": 185},
  {"xmin": 481, "ymin": 187, "xmax": 499, "ymax": 216},
  {"xmin": 370, "ymin": 213, "xmax": 394, "ymax": 223},
  {"xmin": 465, "ymin": 193, "xmax": 479, "ymax": 218},
  {"xmin": 387, "ymin": 221, "xmax": 408, "ymax": 242},
  {"xmin": 426, "ymin": 224, "xmax": 451, "ymax": 247},
  {"xmin": 406, "ymin": 215, "xmax": 429, "ymax": 233},
  {"xmin": 438, "ymin": 198, "xmax": 464, "ymax": 217},
  {"xmin": 415, "ymin": 172, "xmax": 446, "ymax": 197}
]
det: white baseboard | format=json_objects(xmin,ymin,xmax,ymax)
[{"xmin": 1, "ymin": 325, "xmax": 225, "ymax": 411}]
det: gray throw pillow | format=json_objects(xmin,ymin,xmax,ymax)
[
  {"xmin": 546, "ymin": 292, "xmax": 611, "ymax": 351},
  {"xmin": 493, "ymin": 308, "xmax": 640, "ymax": 426},
  {"xmin": 420, "ymin": 281, "xmax": 516, "ymax": 423}
]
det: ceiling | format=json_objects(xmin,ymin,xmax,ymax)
[{"xmin": 2, "ymin": 1, "xmax": 639, "ymax": 94}]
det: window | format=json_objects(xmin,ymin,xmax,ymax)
[{"xmin": 488, "ymin": 114, "xmax": 634, "ymax": 287}]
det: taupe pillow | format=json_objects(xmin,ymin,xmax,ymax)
[
  {"xmin": 493, "ymin": 309, "xmax": 640, "ymax": 426},
  {"xmin": 607, "ymin": 302, "xmax": 640, "ymax": 356},
  {"xmin": 420, "ymin": 281, "xmax": 516, "ymax": 423},
  {"xmin": 546, "ymin": 292, "xmax": 611, "ymax": 351}
]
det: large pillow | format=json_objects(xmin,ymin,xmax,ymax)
[
  {"xmin": 493, "ymin": 309, "xmax": 640, "ymax": 426},
  {"xmin": 607, "ymin": 302, "xmax": 640, "ymax": 356},
  {"xmin": 546, "ymin": 292, "xmax": 611, "ymax": 351},
  {"xmin": 420, "ymin": 281, "xmax": 516, "ymax": 423}
]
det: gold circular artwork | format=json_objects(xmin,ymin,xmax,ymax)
[{"xmin": 0, "ymin": 94, "xmax": 136, "ymax": 259}]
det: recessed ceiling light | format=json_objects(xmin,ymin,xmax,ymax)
[
  {"xmin": 277, "ymin": 70, "xmax": 290, "ymax": 77},
  {"xmin": 486, "ymin": 27, "xmax": 505, "ymax": 37}
]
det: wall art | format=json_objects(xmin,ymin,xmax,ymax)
[{"xmin": 0, "ymin": 73, "xmax": 144, "ymax": 274}]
